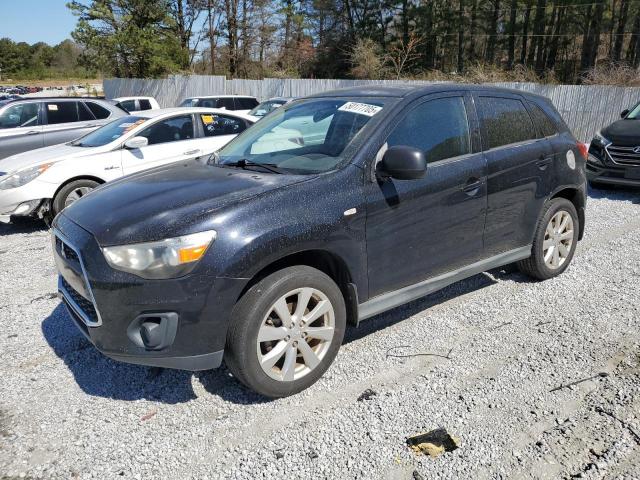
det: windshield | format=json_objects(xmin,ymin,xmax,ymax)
[
  {"xmin": 70, "ymin": 116, "xmax": 147, "ymax": 148},
  {"xmin": 248, "ymin": 99, "xmax": 287, "ymax": 117},
  {"xmin": 626, "ymin": 102, "xmax": 640, "ymax": 119},
  {"xmin": 217, "ymin": 97, "xmax": 390, "ymax": 174}
]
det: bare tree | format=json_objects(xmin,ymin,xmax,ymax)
[{"xmin": 384, "ymin": 33, "xmax": 423, "ymax": 79}]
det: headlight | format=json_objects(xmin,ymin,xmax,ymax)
[
  {"xmin": 592, "ymin": 131, "xmax": 611, "ymax": 146},
  {"xmin": 0, "ymin": 163, "xmax": 53, "ymax": 190},
  {"xmin": 102, "ymin": 230, "xmax": 217, "ymax": 279}
]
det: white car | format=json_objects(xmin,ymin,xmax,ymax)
[
  {"xmin": 0, "ymin": 107, "xmax": 254, "ymax": 223},
  {"xmin": 179, "ymin": 95, "xmax": 258, "ymax": 114},
  {"xmin": 111, "ymin": 96, "xmax": 160, "ymax": 113},
  {"xmin": 246, "ymin": 97, "xmax": 295, "ymax": 121}
]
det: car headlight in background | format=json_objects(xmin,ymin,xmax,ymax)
[
  {"xmin": 592, "ymin": 131, "xmax": 612, "ymax": 146},
  {"xmin": 0, "ymin": 163, "xmax": 53, "ymax": 190},
  {"xmin": 102, "ymin": 230, "xmax": 217, "ymax": 279}
]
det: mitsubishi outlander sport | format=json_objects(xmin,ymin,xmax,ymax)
[{"xmin": 52, "ymin": 85, "xmax": 587, "ymax": 398}]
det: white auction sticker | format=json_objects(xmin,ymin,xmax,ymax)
[{"xmin": 338, "ymin": 102, "xmax": 382, "ymax": 117}]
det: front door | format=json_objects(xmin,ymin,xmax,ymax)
[
  {"xmin": 121, "ymin": 114, "xmax": 202, "ymax": 175},
  {"xmin": 0, "ymin": 102, "xmax": 43, "ymax": 159},
  {"xmin": 364, "ymin": 93, "xmax": 488, "ymax": 298}
]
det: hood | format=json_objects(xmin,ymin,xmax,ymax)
[
  {"xmin": 0, "ymin": 143, "xmax": 107, "ymax": 173},
  {"xmin": 601, "ymin": 119, "xmax": 640, "ymax": 146},
  {"xmin": 61, "ymin": 160, "xmax": 312, "ymax": 246}
]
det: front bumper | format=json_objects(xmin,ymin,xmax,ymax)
[
  {"xmin": 52, "ymin": 213, "xmax": 248, "ymax": 371},
  {"xmin": 0, "ymin": 178, "xmax": 55, "ymax": 220},
  {"xmin": 587, "ymin": 145, "xmax": 640, "ymax": 187}
]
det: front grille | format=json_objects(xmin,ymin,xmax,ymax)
[
  {"xmin": 60, "ymin": 277, "xmax": 99, "ymax": 324},
  {"xmin": 606, "ymin": 145, "xmax": 640, "ymax": 166}
]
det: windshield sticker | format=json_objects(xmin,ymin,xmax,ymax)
[
  {"xmin": 119, "ymin": 122, "xmax": 135, "ymax": 128},
  {"xmin": 338, "ymin": 102, "xmax": 382, "ymax": 117},
  {"xmin": 47, "ymin": 104, "xmax": 59, "ymax": 111},
  {"xmin": 122, "ymin": 119, "xmax": 146, "ymax": 133},
  {"xmin": 201, "ymin": 114, "xmax": 215, "ymax": 125}
]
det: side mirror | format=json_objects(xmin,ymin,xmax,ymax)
[
  {"xmin": 124, "ymin": 136, "xmax": 148, "ymax": 149},
  {"xmin": 379, "ymin": 145, "xmax": 427, "ymax": 180},
  {"xmin": 621, "ymin": 109, "xmax": 629, "ymax": 118}
]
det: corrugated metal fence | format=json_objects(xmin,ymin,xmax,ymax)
[{"xmin": 103, "ymin": 75, "xmax": 640, "ymax": 141}]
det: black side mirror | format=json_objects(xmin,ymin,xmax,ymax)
[
  {"xmin": 621, "ymin": 109, "xmax": 629, "ymax": 118},
  {"xmin": 379, "ymin": 145, "xmax": 427, "ymax": 180}
]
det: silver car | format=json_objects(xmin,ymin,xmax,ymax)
[{"xmin": 0, "ymin": 97, "xmax": 125, "ymax": 160}]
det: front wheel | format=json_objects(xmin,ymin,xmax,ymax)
[
  {"xmin": 517, "ymin": 198, "xmax": 579, "ymax": 280},
  {"xmin": 225, "ymin": 266, "xmax": 346, "ymax": 398},
  {"xmin": 52, "ymin": 179, "xmax": 100, "ymax": 217}
]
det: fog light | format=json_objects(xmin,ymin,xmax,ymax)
[
  {"xmin": 13, "ymin": 199, "xmax": 41, "ymax": 216},
  {"xmin": 127, "ymin": 312, "xmax": 178, "ymax": 351}
]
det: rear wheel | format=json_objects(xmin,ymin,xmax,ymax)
[
  {"xmin": 518, "ymin": 198, "xmax": 579, "ymax": 280},
  {"xmin": 52, "ymin": 179, "xmax": 100, "ymax": 216},
  {"xmin": 225, "ymin": 266, "xmax": 346, "ymax": 398}
]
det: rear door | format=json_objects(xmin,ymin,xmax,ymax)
[
  {"xmin": 121, "ymin": 114, "xmax": 201, "ymax": 175},
  {"xmin": 0, "ymin": 102, "xmax": 43, "ymax": 159},
  {"xmin": 364, "ymin": 92, "xmax": 488, "ymax": 297},
  {"xmin": 42, "ymin": 100, "xmax": 99, "ymax": 146},
  {"xmin": 474, "ymin": 93, "xmax": 554, "ymax": 256}
]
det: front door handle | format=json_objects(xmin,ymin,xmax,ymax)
[
  {"xmin": 462, "ymin": 178, "xmax": 483, "ymax": 196},
  {"xmin": 537, "ymin": 157, "xmax": 553, "ymax": 170},
  {"xmin": 25, "ymin": 130, "xmax": 40, "ymax": 135},
  {"xmin": 184, "ymin": 149, "xmax": 201, "ymax": 155}
]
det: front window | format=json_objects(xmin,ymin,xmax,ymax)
[
  {"xmin": 70, "ymin": 116, "xmax": 147, "ymax": 147},
  {"xmin": 626, "ymin": 103, "xmax": 640, "ymax": 119},
  {"xmin": 0, "ymin": 103, "xmax": 39, "ymax": 129},
  {"xmin": 249, "ymin": 100, "xmax": 287, "ymax": 117},
  {"xmin": 217, "ymin": 97, "xmax": 390, "ymax": 174}
]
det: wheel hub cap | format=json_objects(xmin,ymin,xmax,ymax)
[
  {"xmin": 543, "ymin": 210, "xmax": 574, "ymax": 270},
  {"xmin": 256, "ymin": 287, "xmax": 335, "ymax": 382}
]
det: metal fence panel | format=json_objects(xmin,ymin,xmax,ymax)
[{"xmin": 103, "ymin": 76, "xmax": 640, "ymax": 141}]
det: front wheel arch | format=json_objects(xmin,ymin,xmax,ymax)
[{"xmin": 50, "ymin": 176, "xmax": 106, "ymax": 216}]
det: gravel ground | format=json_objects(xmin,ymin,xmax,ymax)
[{"xmin": 0, "ymin": 186, "xmax": 639, "ymax": 479}]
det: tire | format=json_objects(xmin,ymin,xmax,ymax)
[
  {"xmin": 225, "ymin": 266, "xmax": 346, "ymax": 398},
  {"xmin": 52, "ymin": 179, "xmax": 100, "ymax": 216},
  {"xmin": 517, "ymin": 198, "xmax": 579, "ymax": 281}
]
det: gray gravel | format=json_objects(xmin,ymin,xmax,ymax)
[{"xmin": 1, "ymin": 186, "xmax": 639, "ymax": 479}]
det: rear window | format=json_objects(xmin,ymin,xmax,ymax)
[
  {"xmin": 527, "ymin": 101, "xmax": 558, "ymax": 138},
  {"xmin": 218, "ymin": 98, "xmax": 236, "ymax": 110},
  {"xmin": 477, "ymin": 97, "xmax": 536, "ymax": 149},
  {"xmin": 85, "ymin": 102, "xmax": 111, "ymax": 119},
  {"xmin": 139, "ymin": 99, "xmax": 152, "ymax": 110},
  {"xmin": 45, "ymin": 101, "xmax": 83, "ymax": 125},
  {"xmin": 236, "ymin": 97, "xmax": 258, "ymax": 109}
]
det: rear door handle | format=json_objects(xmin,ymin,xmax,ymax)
[
  {"xmin": 25, "ymin": 130, "xmax": 40, "ymax": 135},
  {"xmin": 462, "ymin": 178, "xmax": 483, "ymax": 195},
  {"xmin": 184, "ymin": 149, "xmax": 201, "ymax": 156},
  {"xmin": 537, "ymin": 157, "xmax": 553, "ymax": 170}
]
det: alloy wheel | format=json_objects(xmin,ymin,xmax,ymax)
[
  {"xmin": 64, "ymin": 187, "xmax": 94, "ymax": 208},
  {"xmin": 543, "ymin": 210, "xmax": 574, "ymax": 269},
  {"xmin": 256, "ymin": 287, "xmax": 335, "ymax": 382}
]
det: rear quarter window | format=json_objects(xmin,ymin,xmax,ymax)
[
  {"xmin": 527, "ymin": 101, "xmax": 559, "ymax": 137},
  {"xmin": 85, "ymin": 102, "xmax": 112, "ymax": 119},
  {"xmin": 476, "ymin": 96, "xmax": 536, "ymax": 149},
  {"xmin": 237, "ymin": 97, "xmax": 258, "ymax": 109}
]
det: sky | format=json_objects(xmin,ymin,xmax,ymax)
[{"xmin": 0, "ymin": 1, "xmax": 78, "ymax": 45}]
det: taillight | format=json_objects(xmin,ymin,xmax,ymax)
[{"xmin": 577, "ymin": 142, "xmax": 588, "ymax": 160}]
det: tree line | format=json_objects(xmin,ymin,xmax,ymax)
[{"xmin": 3, "ymin": 1, "xmax": 640, "ymax": 84}]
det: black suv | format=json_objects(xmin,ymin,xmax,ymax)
[
  {"xmin": 52, "ymin": 85, "xmax": 587, "ymax": 397},
  {"xmin": 587, "ymin": 102, "xmax": 640, "ymax": 186}
]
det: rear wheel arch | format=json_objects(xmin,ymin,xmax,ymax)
[{"xmin": 550, "ymin": 187, "xmax": 585, "ymax": 240}]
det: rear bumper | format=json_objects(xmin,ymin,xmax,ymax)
[{"xmin": 52, "ymin": 213, "xmax": 248, "ymax": 372}]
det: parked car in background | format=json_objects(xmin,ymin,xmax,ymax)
[
  {"xmin": 0, "ymin": 94, "xmax": 22, "ymax": 102},
  {"xmin": 0, "ymin": 97, "xmax": 125, "ymax": 160},
  {"xmin": 247, "ymin": 97, "xmax": 295, "ymax": 120},
  {"xmin": 179, "ymin": 95, "xmax": 258, "ymax": 114},
  {"xmin": 52, "ymin": 85, "xmax": 586, "ymax": 398},
  {"xmin": 110, "ymin": 96, "xmax": 160, "ymax": 113},
  {"xmin": 0, "ymin": 108, "xmax": 254, "ymax": 223},
  {"xmin": 587, "ymin": 102, "xmax": 640, "ymax": 187}
]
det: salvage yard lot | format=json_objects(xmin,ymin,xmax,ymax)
[{"xmin": 0, "ymin": 187, "xmax": 639, "ymax": 479}]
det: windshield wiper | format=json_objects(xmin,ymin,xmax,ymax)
[{"xmin": 223, "ymin": 159, "xmax": 284, "ymax": 174}]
